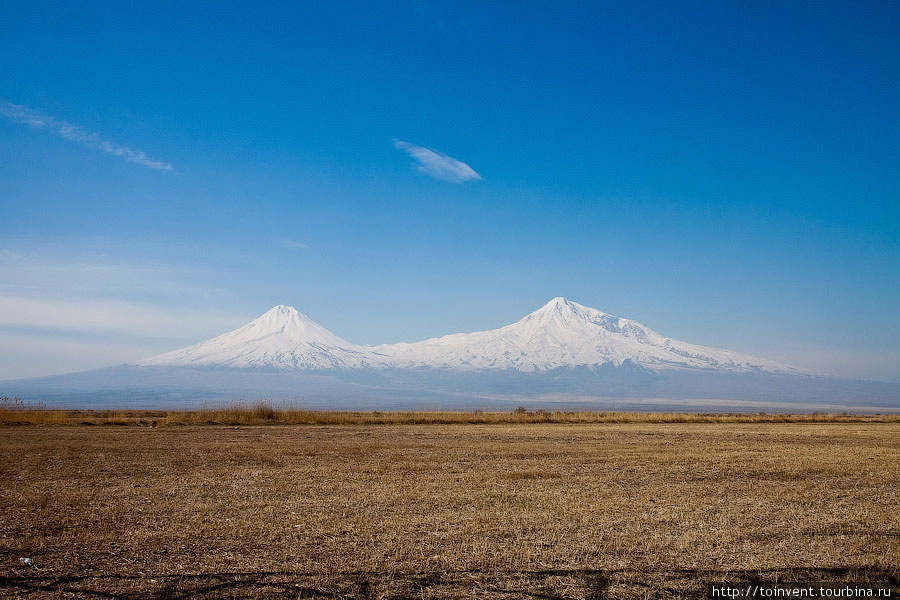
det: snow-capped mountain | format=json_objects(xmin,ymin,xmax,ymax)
[
  {"xmin": 137, "ymin": 297, "xmax": 801, "ymax": 375},
  {"xmin": 137, "ymin": 305, "xmax": 375, "ymax": 370},
  {"xmin": 9, "ymin": 298, "xmax": 898, "ymax": 410},
  {"xmin": 375, "ymin": 297, "xmax": 801, "ymax": 374}
]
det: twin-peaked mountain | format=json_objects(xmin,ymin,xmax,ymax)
[
  {"xmin": 4, "ymin": 298, "xmax": 898, "ymax": 410},
  {"xmin": 136, "ymin": 298, "xmax": 801, "ymax": 375}
]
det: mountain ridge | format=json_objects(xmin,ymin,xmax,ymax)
[
  {"xmin": 8, "ymin": 298, "xmax": 899, "ymax": 411},
  {"xmin": 136, "ymin": 298, "xmax": 804, "ymax": 375}
]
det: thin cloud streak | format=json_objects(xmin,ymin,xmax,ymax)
[
  {"xmin": 0, "ymin": 296, "xmax": 246, "ymax": 340},
  {"xmin": 0, "ymin": 100, "xmax": 172, "ymax": 171},
  {"xmin": 281, "ymin": 240, "xmax": 311, "ymax": 249},
  {"xmin": 0, "ymin": 249, "xmax": 216, "ymax": 299},
  {"xmin": 393, "ymin": 139, "xmax": 481, "ymax": 183}
]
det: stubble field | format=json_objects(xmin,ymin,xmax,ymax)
[{"xmin": 1, "ymin": 421, "xmax": 898, "ymax": 599}]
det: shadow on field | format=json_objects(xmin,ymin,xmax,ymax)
[{"xmin": 1, "ymin": 566, "xmax": 898, "ymax": 599}]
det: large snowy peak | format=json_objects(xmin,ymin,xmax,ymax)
[
  {"xmin": 375, "ymin": 297, "xmax": 801, "ymax": 374},
  {"xmin": 137, "ymin": 305, "xmax": 374, "ymax": 370}
]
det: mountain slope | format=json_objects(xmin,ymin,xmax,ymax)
[
  {"xmin": 136, "ymin": 305, "xmax": 375, "ymax": 370},
  {"xmin": 374, "ymin": 297, "xmax": 802, "ymax": 374}
]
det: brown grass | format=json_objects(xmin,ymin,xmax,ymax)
[
  {"xmin": 2, "ymin": 398, "xmax": 899, "ymax": 427},
  {"xmin": 0, "ymin": 421, "xmax": 897, "ymax": 598}
]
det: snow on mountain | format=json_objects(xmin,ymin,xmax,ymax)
[
  {"xmin": 136, "ymin": 305, "xmax": 375, "ymax": 370},
  {"xmin": 137, "ymin": 298, "xmax": 803, "ymax": 375},
  {"xmin": 374, "ymin": 297, "xmax": 802, "ymax": 374}
]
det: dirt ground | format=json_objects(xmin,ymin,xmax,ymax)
[{"xmin": 1, "ymin": 423, "xmax": 897, "ymax": 598}]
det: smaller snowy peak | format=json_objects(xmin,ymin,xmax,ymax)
[
  {"xmin": 136, "ymin": 304, "xmax": 375, "ymax": 370},
  {"xmin": 239, "ymin": 304, "xmax": 349, "ymax": 347}
]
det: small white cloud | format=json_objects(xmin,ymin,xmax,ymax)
[
  {"xmin": 393, "ymin": 139, "xmax": 481, "ymax": 183},
  {"xmin": 281, "ymin": 240, "xmax": 310, "ymax": 249},
  {"xmin": 0, "ymin": 100, "xmax": 172, "ymax": 171}
]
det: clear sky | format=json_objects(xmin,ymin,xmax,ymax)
[{"xmin": 1, "ymin": 1, "xmax": 898, "ymax": 381}]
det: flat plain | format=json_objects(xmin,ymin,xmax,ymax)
[{"xmin": 1, "ymin": 421, "xmax": 898, "ymax": 599}]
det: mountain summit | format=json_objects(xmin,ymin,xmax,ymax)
[
  {"xmin": 374, "ymin": 297, "xmax": 801, "ymax": 373},
  {"xmin": 137, "ymin": 304, "xmax": 374, "ymax": 370},
  {"xmin": 137, "ymin": 298, "xmax": 801, "ymax": 375}
]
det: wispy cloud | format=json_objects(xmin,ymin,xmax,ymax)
[
  {"xmin": 0, "ymin": 100, "xmax": 172, "ymax": 171},
  {"xmin": 280, "ymin": 240, "xmax": 310, "ymax": 250},
  {"xmin": 393, "ymin": 139, "xmax": 481, "ymax": 183},
  {"xmin": 0, "ymin": 247, "xmax": 215, "ymax": 298},
  {"xmin": 0, "ymin": 296, "xmax": 244, "ymax": 340}
]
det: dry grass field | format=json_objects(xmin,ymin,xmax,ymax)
[
  {"xmin": 2, "ymin": 400, "xmax": 899, "ymax": 426},
  {"xmin": 0, "ymin": 420, "xmax": 898, "ymax": 599}
]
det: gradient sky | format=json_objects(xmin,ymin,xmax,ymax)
[{"xmin": 1, "ymin": 1, "xmax": 898, "ymax": 381}]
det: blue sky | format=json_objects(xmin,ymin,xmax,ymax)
[{"xmin": 1, "ymin": 1, "xmax": 898, "ymax": 381}]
